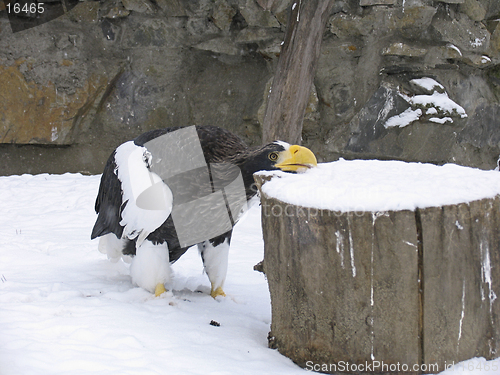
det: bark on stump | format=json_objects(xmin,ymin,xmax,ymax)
[{"xmin": 254, "ymin": 174, "xmax": 500, "ymax": 374}]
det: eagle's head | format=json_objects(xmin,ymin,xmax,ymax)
[
  {"xmin": 269, "ymin": 141, "xmax": 317, "ymax": 173},
  {"xmin": 239, "ymin": 141, "xmax": 317, "ymax": 176}
]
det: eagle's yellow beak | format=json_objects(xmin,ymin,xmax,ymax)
[{"xmin": 275, "ymin": 145, "xmax": 317, "ymax": 173}]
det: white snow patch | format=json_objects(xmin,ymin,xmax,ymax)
[
  {"xmin": 411, "ymin": 77, "xmax": 444, "ymax": 92},
  {"xmin": 51, "ymin": 126, "xmax": 59, "ymax": 142},
  {"xmin": 430, "ymin": 117, "xmax": 453, "ymax": 124},
  {"xmin": 384, "ymin": 78, "xmax": 467, "ymax": 128},
  {"xmin": 347, "ymin": 217, "xmax": 356, "ymax": 278},
  {"xmin": 259, "ymin": 159, "xmax": 500, "ymax": 212},
  {"xmin": 426, "ymin": 107, "xmax": 438, "ymax": 115},
  {"xmin": 384, "ymin": 108, "xmax": 422, "ymax": 128},
  {"xmin": 403, "ymin": 240, "xmax": 418, "ymax": 248},
  {"xmin": 481, "ymin": 55, "xmax": 491, "ymax": 64},
  {"xmin": 471, "ymin": 37, "xmax": 486, "ymax": 48},
  {"xmin": 409, "ymin": 91, "xmax": 467, "ymax": 118},
  {"xmin": 377, "ymin": 93, "xmax": 395, "ymax": 126},
  {"xmin": 295, "ymin": 0, "xmax": 301, "ymax": 21},
  {"xmin": 448, "ymin": 44, "xmax": 462, "ymax": 57},
  {"xmin": 480, "ymin": 241, "xmax": 497, "ymax": 307},
  {"xmin": 334, "ymin": 230, "xmax": 345, "ymax": 268},
  {"xmin": 458, "ymin": 279, "xmax": 465, "ymax": 345}
]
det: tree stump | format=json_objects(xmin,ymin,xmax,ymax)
[{"xmin": 254, "ymin": 160, "xmax": 500, "ymax": 374}]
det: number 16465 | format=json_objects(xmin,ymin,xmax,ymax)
[{"xmin": 6, "ymin": 2, "xmax": 45, "ymax": 14}]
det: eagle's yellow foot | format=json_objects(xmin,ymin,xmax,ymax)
[
  {"xmin": 210, "ymin": 286, "xmax": 226, "ymax": 298},
  {"xmin": 155, "ymin": 283, "xmax": 167, "ymax": 297}
]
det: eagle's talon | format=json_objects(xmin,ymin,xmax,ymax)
[
  {"xmin": 210, "ymin": 286, "xmax": 226, "ymax": 298},
  {"xmin": 155, "ymin": 283, "xmax": 167, "ymax": 297}
]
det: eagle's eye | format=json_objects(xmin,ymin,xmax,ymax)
[{"xmin": 269, "ymin": 152, "xmax": 279, "ymax": 161}]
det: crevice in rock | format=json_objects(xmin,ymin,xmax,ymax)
[{"xmin": 415, "ymin": 207, "xmax": 424, "ymax": 373}]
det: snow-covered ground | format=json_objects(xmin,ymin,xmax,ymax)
[{"xmin": 0, "ymin": 172, "xmax": 499, "ymax": 374}]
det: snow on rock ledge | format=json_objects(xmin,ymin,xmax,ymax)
[
  {"xmin": 254, "ymin": 161, "xmax": 500, "ymax": 374},
  {"xmin": 384, "ymin": 77, "xmax": 467, "ymax": 129}
]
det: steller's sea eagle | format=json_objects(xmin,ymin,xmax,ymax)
[{"xmin": 91, "ymin": 125, "xmax": 317, "ymax": 298}]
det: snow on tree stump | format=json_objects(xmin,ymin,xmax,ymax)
[{"xmin": 254, "ymin": 160, "xmax": 500, "ymax": 374}]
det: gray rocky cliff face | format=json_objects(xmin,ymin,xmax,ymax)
[{"xmin": 0, "ymin": 0, "xmax": 499, "ymax": 173}]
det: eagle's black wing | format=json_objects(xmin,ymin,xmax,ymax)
[{"xmin": 91, "ymin": 152, "xmax": 123, "ymax": 240}]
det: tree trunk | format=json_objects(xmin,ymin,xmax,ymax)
[
  {"xmin": 262, "ymin": 0, "xmax": 335, "ymax": 144},
  {"xmin": 254, "ymin": 174, "xmax": 500, "ymax": 374}
]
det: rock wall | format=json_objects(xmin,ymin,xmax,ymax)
[
  {"xmin": 0, "ymin": 0, "xmax": 499, "ymax": 174},
  {"xmin": 318, "ymin": 0, "xmax": 500, "ymax": 169}
]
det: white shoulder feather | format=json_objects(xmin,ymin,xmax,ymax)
[{"xmin": 114, "ymin": 141, "xmax": 173, "ymax": 247}]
